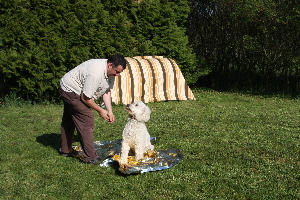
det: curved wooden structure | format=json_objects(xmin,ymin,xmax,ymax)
[{"xmin": 111, "ymin": 56, "xmax": 196, "ymax": 105}]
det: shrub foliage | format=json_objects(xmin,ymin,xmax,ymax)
[
  {"xmin": 187, "ymin": 0, "xmax": 300, "ymax": 95},
  {"xmin": 0, "ymin": 0, "xmax": 200, "ymax": 101}
]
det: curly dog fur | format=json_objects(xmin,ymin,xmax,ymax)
[{"xmin": 120, "ymin": 101, "xmax": 154, "ymax": 164}]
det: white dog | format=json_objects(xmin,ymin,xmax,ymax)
[{"xmin": 120, "ymin": 101, "xmax": 154, "ymax": 165}]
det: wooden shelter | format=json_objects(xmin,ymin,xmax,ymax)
[{"xmin": 111, "ymin": 56, "xmax": 196, "ymax": 105}]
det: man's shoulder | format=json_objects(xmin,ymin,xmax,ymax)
[
  {"xmin": 87, "ymin": 58, "xmax": 108, "ymax": 66},
  {"xmin": 87, "ymin": 59, "xmax": 108, "ymax": 74}
]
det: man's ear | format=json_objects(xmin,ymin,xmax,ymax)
[{"xmin": 107, "ymin": 62, "xmax": 113, "ymax": 69}]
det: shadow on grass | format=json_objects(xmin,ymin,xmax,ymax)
[
  {"xmin": 111, "ymin": 163, "xmax": 140, "ymax": 177},
  {"xmin": 36, "ymin": 133, "xmax": 79, "ymax": 153},
  {"xmin": 35, "ymin": 133, "xmax": 125, "ymax": 174},
  {"xmin": 106, "ymin": 161, "xmax": 129, "ymax": 177},
  {"xmin": 36, "ymin": 134, "xmax": 148, "ymax": 176}
]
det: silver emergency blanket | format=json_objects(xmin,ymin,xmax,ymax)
[{"xmin": 75, "ymin": 137, "xmax": 183, "ymax": 174}]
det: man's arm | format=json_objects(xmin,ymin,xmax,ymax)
[
  {"xmin": 80, "ymin": 93, "xmax": 112, "ymax": 122},
  {"xmin": 102, "ymin": 89, "xmax": 115, "ymax": 123}
]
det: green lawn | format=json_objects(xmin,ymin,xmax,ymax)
[{"xmin": 0, "ymin": 90, "xmax": 300, "ymax": 199}]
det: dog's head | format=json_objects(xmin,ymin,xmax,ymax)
[{"xmin": 126, "ymin": 101, "xmax": 151, "ymax": 122}]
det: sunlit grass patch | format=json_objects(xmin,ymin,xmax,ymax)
[{"xmin": 0, "ymin": 89, "xmax": 300, "ymax": 199}]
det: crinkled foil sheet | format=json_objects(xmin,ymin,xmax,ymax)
[
  {"xmin": 112, "ymin": 148, "xmax": 183, "ymax": 174},
  {"xmin": 74, "ymin": 137, "xmax": 183, "ymax": 174}
]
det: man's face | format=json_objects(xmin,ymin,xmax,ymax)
[{"xmin": 107, "ymin": 63, "xmax": 124, "ymax": 77}]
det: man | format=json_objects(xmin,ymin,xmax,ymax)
[{"xmin": 59, "ymin": 55, "xmax": 127, "ymax": 164}]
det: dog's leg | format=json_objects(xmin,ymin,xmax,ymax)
[
  {"xmin": 135, "ymin": 144, "xmax": 145, "ymax": 161},
  {"xmin": 145, "ymin": 144, "xmax": 154, "ymax": 151},
  {"xmin": 120, "ymin": 142, "xmax": 130, "ymax": 164},
  {"xmin": 144, "ymin": 138, "xmax": 154, "ymax": 152}
]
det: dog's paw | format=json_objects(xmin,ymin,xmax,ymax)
[
  {"xmin": 119, "ymin": 163, "xmax": 129, "ymax": 172},
  {"xmin": 144, "ymin": 149, "xmax": 158, "ymax": 158}
]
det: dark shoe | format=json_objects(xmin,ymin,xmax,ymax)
[
  {"xmin": 60, "ymin": 149, "xmax": 81, "ymax": 157},
  {"xmin": 85, "ymin": 157, "xmax": 101, "ymax": 165}
]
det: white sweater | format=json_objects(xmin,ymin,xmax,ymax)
[{"xmin": 60, "ymin": 59, "xmax": 115, "ymax": 100}]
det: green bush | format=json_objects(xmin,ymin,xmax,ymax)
[
  {"xmin": 187, "ymin": 0, "xmax": 300, "ymax": 95},
  {"xmin": 0, "ymin": 0, "xmax": 202, "ymax": 101}
]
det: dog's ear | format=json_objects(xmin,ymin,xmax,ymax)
[{"xmin": 141, "ymin": 106, "xmax": 151, "ymax": 122}]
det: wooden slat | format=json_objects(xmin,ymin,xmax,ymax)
[{"xmin": 111, "ymin": 56, "xmax": 195, "ymax": 105}]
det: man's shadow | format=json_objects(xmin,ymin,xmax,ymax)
[
  {"xmin": 36, "ymin": 133, "xmax": 79, "ymax": 153},
  {"xmin": 36, "ymin": 133, "xmax": 143, "ymax": 177},
  {"xmin": 35, "ymin": 133, "xmax": 124, "ymax": 175}
]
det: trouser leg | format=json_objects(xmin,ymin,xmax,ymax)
[
  {"xmin": 71, "ymin": 106, "xmax": 97, "ymax": 162},
  {"xmin": 59, "ymin": 88, "xmax": 98, "ymax": 162},
  {"xmin": 61, "ymin": 103, "xmax": 75, "ymax": 153}
]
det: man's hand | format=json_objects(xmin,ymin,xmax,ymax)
[
  {"xmin": 107, "ymin": 112, "xmax": 115, "ymax": 123},
  {"xmin": 98, "ymin": 110, "xmax": 114, "ymax": 123},
  {"xmin": 98, "ymin": 109, "xmax": 109, "ymax": 121}
]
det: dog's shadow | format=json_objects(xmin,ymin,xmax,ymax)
[
  {"xmin": 36, "ymin": 133, "xmax": 79, "ymax": 153},
  {"xmin": 107, "ymin": 161, "xmax": 140, "ymax": 177}
]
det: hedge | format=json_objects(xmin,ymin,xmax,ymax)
[{"xmin": 0, "ymin": 0, "xmax": 203, "ymax": 101}]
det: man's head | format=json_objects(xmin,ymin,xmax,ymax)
[{"xmin": 107, "ymin": 54, "xmax": 127, "ymax": 77}]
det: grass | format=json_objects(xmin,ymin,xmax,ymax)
[{"xmin": 0, "ymin": 89, "xmax": 300, "ymax": 199}]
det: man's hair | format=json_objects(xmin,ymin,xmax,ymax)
[{"xmin": 107, "ymin": 54, "xmax": 127, "ymax": 70}]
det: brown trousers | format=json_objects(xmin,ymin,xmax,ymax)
[{"xmin": 59, "ymin": 87, "xmax": 98, "ymax": 162}]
